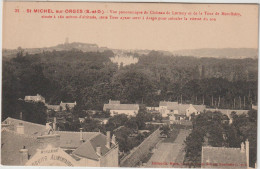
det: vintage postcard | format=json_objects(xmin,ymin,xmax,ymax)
[{"xmin": 1, "ymin": 1, "xmax": 258, "ymax": 168}]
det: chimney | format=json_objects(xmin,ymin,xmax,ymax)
[
  {"xmin": 80, "ymin": 128, "xmax": 83, "ymax": 142},
  {"xmin": 96, "ymin": 146, "xmax": 101, "ymax": 156},
  {"xmin": 240, "ymin": 142, "xmax": 245, "ymax": 153},
  {"xmin": 45, "ymin": 122, "xmax": 53, "ymax": 134},
  {"xmin": 245, "ymin": 139, "xmax": 249, "ymax": 168},
  {"xmin": 106, "ymin": 131, "xmax": 111, "ymax": 149},
  {"xmin": 37, "ymin": 134, "xmax": 60, "ymax": 149},
  {"xmin": 53, "ymin": 117, "xmax": 57, "ymax": 131},
  {"xmin": 17, "ymin": 123, "xmax": 24, "ymax": 134},
  {"xmin": 112, "ymin": 134, "xmax": 116, "ymax": 144},
  {"xmin": 19, "ymin": 146, "xmax": 28, "ymax": 165},
  {"xmin": 20, "ymin": 112, "xmax": 23, "ymax": 120}
]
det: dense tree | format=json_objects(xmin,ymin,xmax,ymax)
[
  {"xmin": 8, "ymin": 100, "xmax": 47, "ymax": 125},
  {"xmin": 2, "ymin": 49, "xmax": 257, "ymax": 121},
  {"xmin": 105, "ymin": 114, "xmax": 128, "ymax": 131}
]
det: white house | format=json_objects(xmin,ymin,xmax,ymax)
[
  {"xmin": 46, "ymin": 101, "xmax": 77, "ymax": 112},
  {"xmin": 146, "ymin": 107, "xmax": 160, "ymax": 111},
  {"xmin": 24, "ymin": 94, "xmax": 45, "ymax": 103},
  {"xmin": 103, "ymin": 100, "xmax": 139, "ymax": 117},
  {"xmin": 159, "ymin": 101, "xmax": 178, "ymax": 117},
  {"xmin": 186, "ymin": 104, "xmax": 206, "ymax": 119},
  {"xmin": 168, "ymin": 104, "xmax": 190, "ymax": 121},
  {"xmin": 168, "ymin": 104, "xmax": 206, "ymax": 121},
  {"xmin": 60, "ymin": 101, "xmax": 77, "ymax": 110}
]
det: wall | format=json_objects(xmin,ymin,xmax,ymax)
[
  {"xmin": 186, "ymin": 105, "xmax": 197, "ymax": 117},
  {"xmin": 100, "ymin": 145, "xmax": 119, "ymax": 167},
  {"xmin": 110, "ymin": 110, "xmax": 137, "ymax": 117},
  {"xmin": 120, "ymin": 128, "xmax": 161, "ymax": 167},
  {"xmin": 77, "ymin": 157, "xmax": 100, "ymax": 167}
]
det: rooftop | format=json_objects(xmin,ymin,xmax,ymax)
[
  {"xmin": 24, "ymin": 94, "xmax": 45, "ymax": 101},
  {"xmin": 193, "ymin": 105, "xmax": 206, "ymax": 112},
  {"xmin": 104, "ymin": 103, "xmax": 139, "ymax": 111},
  {"xmin": 1, "ymin": 117, "xmax": 116, "ymax": 165},
  {"xmin": 201, "ymin": 146, "xmax": 247, "ymax": 168},
  {"xmin": 1, "ymin": 128, "xmax": 41, "ymax": 165},
  {"xmin": 2, "ymin": 117, "xmax": 46, "ymax": 136},
  {"xmin": 72, "ymin": 133, "xmax": 116, "ymax": 160},
  {"xmin": 54, "ymin": 131, "xmax": 100, "ymax": 149},
  {"xmin": 159, "ymin": 101, "xmax": 178, "ymax": 107}
]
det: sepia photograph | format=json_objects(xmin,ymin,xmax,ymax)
[{"xmin": 1, "ymin": 1, "xmax": 258, "ymax": 168}]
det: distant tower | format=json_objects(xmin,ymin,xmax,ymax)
[{"xmin": 65, "ymin": 37, "xmax": 69, "ymax": 44}]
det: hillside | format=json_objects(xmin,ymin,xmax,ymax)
[
  {"xmin": 3, "ymin": 42, "xmax": 258, "ymax": 60},
  {"xmin": 2, "ymin": 42, "xmax": 109, "ymax": 59},
  {"xmin": 173, "ymin": 48, "xmax": 258, "ymax": 59}
]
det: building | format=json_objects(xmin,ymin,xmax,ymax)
[
  {"xmin": 72, "ymin": 131, "xmax": 118, "ymax": 167},
  {"xmin": 46, "ymin": 104, "xmax": 61, "ymax": 112},
  {"xmin": 79, "ymin": 118, "xmax": 85, "ymax": 123},
  {"xmin": 60, "ymin": 101, "xmax": 77, "ymax": 110},
  {"xmin": 24, "ymin": 94, "xmax": 45, "ymax": 103},
  {"xmin": 186, "ymin": 104, "xmax": 206, "ymax": 119},
  {"xmin": 168, "ymin": 104, "xmax": 190, "ymax": 120},
  {"xmin": 159, "ymin": 101, "xmax": 179, "ymax": 117},
  {"xmin": 46, "ymin": 101, "xmax": 77, "ymax": 112},
  {"xmin": 201, "ymin": 140, "xmax": 249, "ymax": 168},
  {"xmin": 167, "ymin": 104, "xmax": 206, "ymax": 121},
  {"xmin": 92, "ymin": 118, "xmax": 109, "ymax": 125},
  {"xmin": 103, "ymin": 100, "xmax": 139, "ymax": 116},
  {"xmin": 2, "ymin": 117, "xmax": 46, "ymax": 136},
  {"xmin": 1, "ymin": 117, "xmax": 119, "ymax": 167},
  {"xmin": 146, "ymin": 107, "xmax": 160, "ymax": 111},
  {"xmin": 23, "ymin": 94, "xmax": 76, "ymax": 112},
  {"xmin": 252, "ymin": 104, "xmax": 257, "ymax": 110}
]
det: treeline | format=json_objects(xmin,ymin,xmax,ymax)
[
  {"xmin": 136, "ymin": 51, "xmax": 257, "ymax": 83},
  {"xmin": 2, "ymin": 49, "xmax": 258, "ymax": 121}
]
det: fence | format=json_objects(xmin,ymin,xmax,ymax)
[{"xmin": 120, "ymin": 128, "xmax": 161, "ymax": 167}]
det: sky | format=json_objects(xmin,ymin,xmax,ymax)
[{"xmin": 2, "ymin": 2, "xmax": 259, "ymax": 51}]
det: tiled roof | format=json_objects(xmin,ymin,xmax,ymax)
[
  {"xmin": 167, "ymin": 105, "xmax": 179, "ymax": 110},
  {"xmin": 177, "ymin": 104, "xmax": 190, "ymax": 115},
  {"xmin": 159, "ymin": 101, "xmax": 178, "ymax": 107},
  {"xmin": 1, "ymin": 128, "xmax": 41, "ymax": 165},
  {"xmin": 54, "ymin": 131, "xmax": 99, "ymax": 149},
  {"xmin": 201, "ymin": 146, "xmax": 247, "ymax": 168},
  {"xmin": 72, "ymin": 133, "xmax": 115, "ymax": 160},
  {"xmin": 193, "ymin": 105, "xmax": 206, "ymax": 112},
  {"xmin": 2, "ymin": 117, "xmax": 46, "ymax": 136},
  {"xmin": 167, "ymin": 104, "xmax": 190, "ymax": 115},
  {"xmin": 103, "ymin": 104, "xmax": 139, "ymax": 111}
]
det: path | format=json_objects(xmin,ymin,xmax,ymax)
[{"xmin": 145, "ymin": 129, "xmax": 191, "ymax": 168}]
